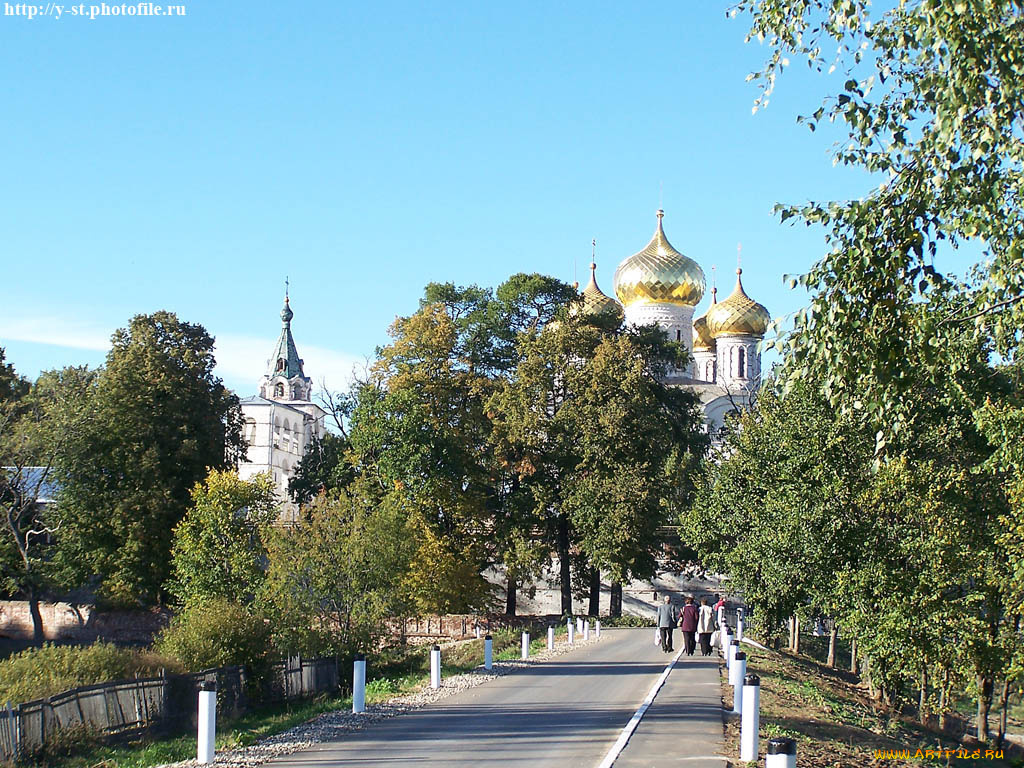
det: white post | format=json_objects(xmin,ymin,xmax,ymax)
[
  {"xmin": 595, "ymin": 620, "xmax": 601, "ymax": 638},
  {"xmin": 352, "ymin": 654, "xmax": 366, "ymax": 714},
  {"xmin": 196, "ymin": 680, "xmax": 216, "ymax": 764},
  {"xmin": 475, "ymin": 624, "xmax": 481, "ymax": 639},
  {"xmin": 737, "ymin": 607, "xmax": 745, "ymax": 642},
  {"xmin": 728, "ymin": 639, "xmax": 739, "ymax": 675},
  {"xmin": 430, "ymin": 645, "xmax": 441, "ymax": 689},
  {"xmin": 740, "ymin": 674, "xmax": 760, "ymax": 763},
  {"xmin": 583, "ymin": 620, "xmax": 590, "ymax": 641},
  {"xmin": 765, "ymin": 737, "xmax": 796, "ymax": 768},
  {"xmin": 484, "ymin": 634, "xmax": 493, "ymax": 670},
  {"xmin": 547, "ymin": 625, "xmax": 555, "ymax": 650},
  {"xmin": 568, "ymin": 619, "xmax": 575, "ymax": 644},
  {"xmin": 521, "ymin": 630, "xmax": 530, "ymax": 660},
  {"xmin": 731, "ymin": 651, "xmax": 746, "ymax": 714},
  {"xmin": 576, "ymin": 617, "xmax": 583, "ymax": 634},
  {"xmin": 717, "ymin": 605, "xmax": 725, "ymax": 628}
]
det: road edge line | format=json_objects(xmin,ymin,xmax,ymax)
[{"xmin": 594, "ymin": 646, "xmax": 684, "ymax": 768}]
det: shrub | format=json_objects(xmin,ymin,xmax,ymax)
[
  {"xmin": 153, "ymin": 599, "xmax": 273, "ymax": 679},
  {"xmin": 0, "ymin": 642, "xmax": 166, "ymax": 704}
]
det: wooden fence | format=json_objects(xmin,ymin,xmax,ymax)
[{"xmin": 0, "ymin": 655, "xmax": 346, "ymax": 760}]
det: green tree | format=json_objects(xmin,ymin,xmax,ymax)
[
  {"xmin": 0, "ymin": 363, "xmax": 95, "ymax": 643},
  {"xmin": 288, "ymin": 432, "xmax": 354, "ymax": 508},
  {"xmin": 260, "ymin": 483, "xmax": 413, "ymax": 655},
  {"xmin": 490, "ymin": 314, "xmax": 706, "ymax": 615},
  {"xmin": 684, "ymin": 319, "xmax": 1012, "ymax": 731},
  {"xmin": 54, "ymin": 312, "xmax": 244, "ymax": 607},
  {"xmin": 169, "ymin": 469, "xmax": 280, "ymax": 607}
]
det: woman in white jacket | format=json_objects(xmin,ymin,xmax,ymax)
[{"xmin": 696, "ymin": 597, "xmax": 715, "ymax": 656}]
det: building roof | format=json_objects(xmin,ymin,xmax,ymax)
[
  {"xmin": 266, "ymin": 296, "xmax": 306, "ymax": 379},
  {"xmin": 239, "ymin": 395, "xmax": 326, "ymax": 418},
  {"xmin": 613, "ymin": 209, "xmax": 705, "ymax": 308}
]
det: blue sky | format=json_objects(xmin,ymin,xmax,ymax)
[{"xmin": 0, "ymin": 1, "xmax": 946, "ymax": 395}]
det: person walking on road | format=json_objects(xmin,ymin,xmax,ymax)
[
  {"xmin": 656, "ymin": 595, "xmax": 677, "ymax": 652},
  {"xmin": 697, "ymin": 597, "xmax": 715, "ymax": 656},
  {"xmin": 713, "ymin": 594, "xmax": 726, "ymax": 628},
  {"xmin": 680, "ymin": 596, "xmax": 699, "ymax": 656}
]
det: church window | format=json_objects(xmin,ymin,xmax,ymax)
[
  {"xmin": 675, "ymin": 329, "xmax": 681, "ymax": 341},
  {"xmin": 737, "ymin": 348, "xmax": 746, "ymax": 378},
  {"xmin": 274, "ymin": 382, "xmax": 285, "ymax": 397},
  {"xmin": 243, "ymin": 418, "xmax": 257, "ymax": 445},
  {"xmin": 276, "ymin": 358, "xmax": 286, "ymax": 372}
]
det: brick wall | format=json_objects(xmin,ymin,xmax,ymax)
[{"xmin": 0, "ymin": 601, "xmax": 170, "ymax": 645}]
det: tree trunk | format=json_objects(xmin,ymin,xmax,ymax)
[
  {"xmin": 587, "ymin": 568, "xmax": 600, "ymax": 617},
  {"xmin": 997, "ymin": 678, "xmax": 1011, "ymax": 746},
  {"xmin": 28, "ymin": 587, "xmax": 44, "ymax": 646},
  {"xmin": 610, "ymin": 582, "xmax": 622, "ymax": 617},
  {"xmin": 792, "ymin": 616, "xmax": 801, "ymax": 654},
  {"xmin": 919, "ymin": 667, "xmax": 928, "ymax": 725},
  {"xmin": 505, "ymin": 576, "xmax": 517, "ymax": 617},
  {"xmin": 556, "ymin": 517, "xmax": 572, "ymax": 615},
  {"xmin": 977, "ymin": 673, "xmax": 993, "ymax": 743},
  {"xmin": 850, "ymin": 636, "xmax": 858, "ymax": 675},
  {"xmin": 827, "ymin": 624, "xmax": 838, "ymax": 668}
]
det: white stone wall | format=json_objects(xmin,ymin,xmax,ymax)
[
  {"xmin": 692, "ymin": 349, "xmax": 717, "ymax": 383},
  {"xmin": 715, "ymin": 335, "xmax": 760, "ymax": 391},
  {"xmin": 624, "ymin": 302, "xmax": 696, "ymax": 376},
  {"xmin": 239, "ymin": 401, "xmax": 325, "ymax": 522}
]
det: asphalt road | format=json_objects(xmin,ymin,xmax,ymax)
[{"xmin": 269, "ymin": 628, "xmax": 724, "ymax": 768}]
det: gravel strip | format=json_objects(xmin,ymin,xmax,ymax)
[{"xmin": 156, "ymin": 633, "xmax": 606, "ymax": 767}]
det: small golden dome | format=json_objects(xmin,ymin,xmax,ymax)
[
  {"xmin": 692, "ymin": 287, "xmax": 717, "ymax": 350},
  {"xmin": 706, "ymin": 269, "xmax": 770, "ymax": 338},
  {"xmin": 613, "ymin": 210, "xmax": 705, "ymax": 308},
  {"xmin": 572, "ymin": 261, "xmax": 624, "ymax": 322}
]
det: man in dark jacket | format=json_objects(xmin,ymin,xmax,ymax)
[{"xmin": 656, "ymin": 595, "xmax": 677, "ymax": 652}]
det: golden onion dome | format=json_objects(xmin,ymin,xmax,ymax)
[
  {"xmin": 613, "ymin": 210, "xmax": 705, "ymax": 308},
  {"xmin": 706, "ymin": 268, "xmax": 770, "ymax": 338},
  {"xmin": 571, "ymin": 261, "xmax": 624, "ymax": 322},
  {"xmin": 692, "ymin": 287, "xmax": 717, "ymax": 350}
]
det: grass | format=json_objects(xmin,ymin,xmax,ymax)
[
  {"xmin": 31, "ymin": 622, "xmax": 575, "ymax": 768},
  {"xmin": 33, "ymin": 692, "xmax": 352, "ymax": 768},
  {"xmin": 721, "ymin": 642, "xmax": 1024, "ymax": 768}
]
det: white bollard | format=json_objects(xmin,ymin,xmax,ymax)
[
  {"xmin": 547, "ymin": 625, "xmax": 555, "ymax": 650},
  {"xmin": 484, "ymin": 634, "xmax": 493, "ymax": 670},
  {"xmin": 430, "ymin": 645, "xmax": 441, "ymax": 689},
  {"xmin": 521, "ymin": 630, "xmax": 530, "ymax": 659},
  {"xmin": 568, "ymin": 619, "xmax": 575, "ymax": 644},
  {"xmin": 740, "ymin": 674, "xmax": 760, "ymax": 762},
  {"xmin": 583, "ymin": 620, "xmax": 590, "ymax": 641},
  {"xmin": 595, "ymin": 620, "xmax": 601, "ymax": 638},
  {"xmin": 576, "ymin": 617, "xmax": 584, "ymax": 634},
  {"xmin": 717, "ymin": 605, "xmax": 725, "ymax": 628},
  {"xmin": 728, "ymin": 639, "xmax": 739, "ymax": 675},
  {"xmin": 736, "ymin": 607, "xmax": 745, "ymax": 642},
  {"xmin": 475, "ymin": 624, "xmax": 481, "ymax": 639},
  {"xmin": 352, "ymin": 654, "xmax": 366, "ymax": 714},
  {"xmin": 197, "ymin": 680, "xmax": 216, "ymax": 764},
  {"xmin": 731, "ymin": 651, "xmax": 746, "ymax": 714},
  {"xmin": 765, "ymin": 737, "xmax": 796, "ymax": 768}
]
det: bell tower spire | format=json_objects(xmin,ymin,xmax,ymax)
[{"xmin": 259, "ymin": 283, "xmax": 312, "ymax": 401}]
